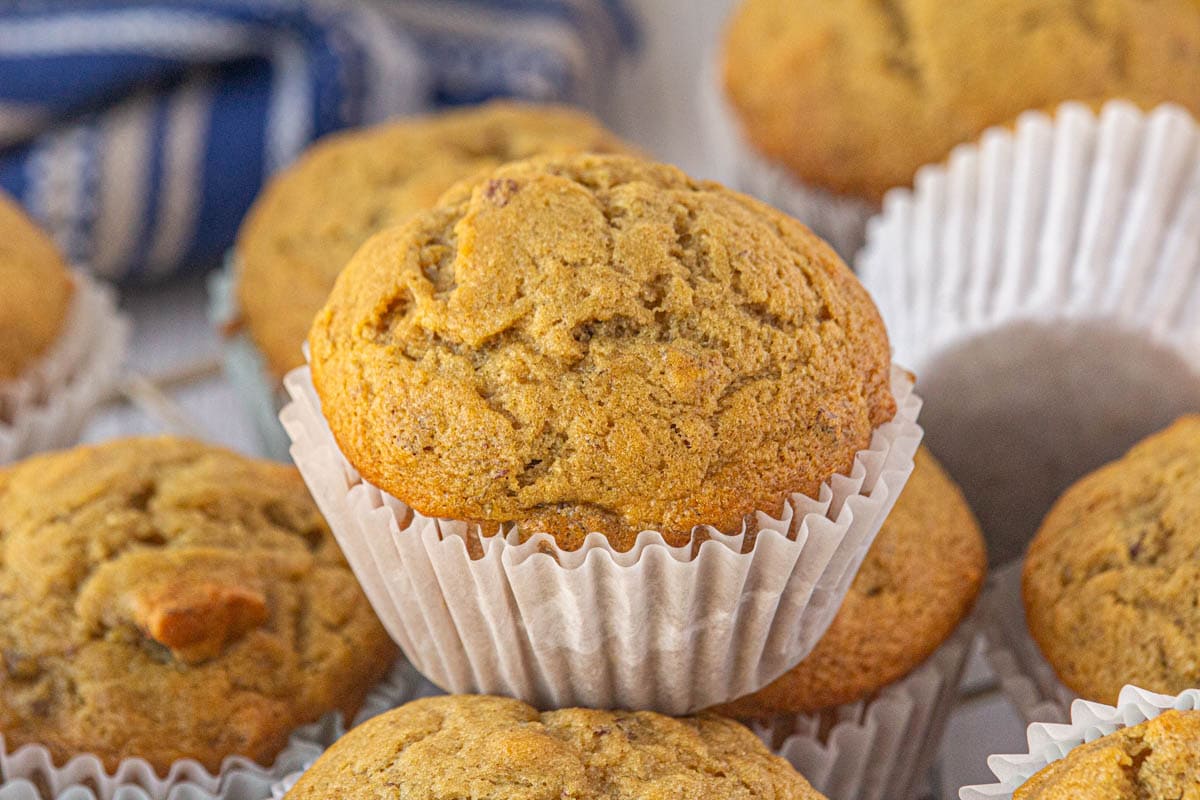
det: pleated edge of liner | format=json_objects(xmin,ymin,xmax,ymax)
[
  {"xmin": 279, "ymin": 361, "xmax": 923, "ymax": 571},
  {"xmin": 958, "ymin": 685, "xmax": 1200, "ymax": 800},
  {"xmin": 0, "ymin": 660, "xmax": 423, "ymax": 800}
]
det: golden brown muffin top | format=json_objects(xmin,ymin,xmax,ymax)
[
  {"xmin": 285, "ymin": 694, "xmax": 827, "ymax": 800},
  {"xmin": 0, "ymin": 193, "xmax": 74, "ymax": 382},
  {"xmin": 0, "ymin": 437, "xmax": 397, "ymax": 774},
  {"xmin": 722, "ymin": 0, "xmax": 1200, "ymax": 202},
  {"xmin": 1023, "ymin": 416, "xmax": 1200, "ymax": 704},
  {"xmin": 236, "ymin": 101, "xmax": 632, "ymax": 379},
  {"xmin": 309, "ymin": 154, "xmax": 895, "ymax": 551},
  {"xmin": 714, "ymin": 447, "xmax": 986, "ymax": 717},
  {"xmin": 1015, "ymin": 710, "xmax": 1200, "ymax": 800}
]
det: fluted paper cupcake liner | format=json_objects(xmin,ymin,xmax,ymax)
[
  {"xmin": 757, "ymin": 616, "xmax": 976, "ymax": 800},
  {"xmin": 980, "ymin": 562, "xmax": 1076, "ymax": 726},
  {"xmin": 959, "ymin": 685, "xmax": 1200, "ymax": 799},
  {"xmin": 0, "ymin": 660, "xmax": 423, "ymax": 800},
  {"xmin": 206, "ymin": 259, "xmax": 292, "ymax": 462},
  {"xmin": 858, "ymin": 100, "xmax": 1200, "ymax": 564},
  {"xmin": 0, "ymin": 271, "xmax": 128, "ymax": 463},
  {"xmin": 279, "ymin": 362, "xmax": 923, "ymax": 714},
  {"xmin": 698, "ymin": 63, "xmax": 876, "ymax": 260}
]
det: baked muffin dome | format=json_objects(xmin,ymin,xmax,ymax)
[
  {"xmin": 0, "ymin": 193, "xmax": 74, "ymax": 382},
  {"xmin": 0, "ymin": 437, "xmax": 397, "ymax": 773},
  {"xmin": 722, "ymin": 0, "xmax": 1200, "ymax": 202},
  {"xmin": 285, "ymin": 694, "xmax": 827, "ymax": 800},
  {"xmin": 1014, "ymin": 710, "xmax": 1200, "ymax": 800},
  {"xmin": 714, "ymin": 447, "xmax": 985, "ymax": 717},
  {"xmin": 1023, "ymin": 416, "xmax": 1200, "ymax": 704},
  {"xmin": 236, "ymin": 101, "xmax": 631, "ymax": 379},
  {"xmin": 309, "ymin": 154, "xmax": 895, "ymax": 551}
]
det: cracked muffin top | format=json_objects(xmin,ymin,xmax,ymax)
[
  {"xmin": 0, "ymin": 192, "xmax": 74, "ymax": 382},
  {"xmin": 1023, "ymin": 416, "xmax": 1200, "ymax": 704},
  {"xmin": 236, "ymin": 101, "xmax": 631, "ymax": 379},
  {"xmin": 285, "ymin": 694, "xmax": 827, "ymax": 800},
  {"xmin": 0, "ymin": 436, "xmax": 396, "ymax": 774},
  {"xmin": 309, "ymin": 154, "xmax": 895, "ymax": 551},
  {"xmin": 1014, "ymin": 710, "xmax": 1200, "ymax": 799},
  {"xmin": 722, "ymin": 0, "xmax": 1200, "ymax": 201},
  {"xmin": 713, "ymin": 447, "xmax": 986, "ymax": 717}
]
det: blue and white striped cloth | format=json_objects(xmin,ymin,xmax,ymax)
[{"xmin": 0, "ymin": 0, "xmax": 636, "ymax": 282}]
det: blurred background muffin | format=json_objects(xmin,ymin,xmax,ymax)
[
  {"xmin": 716, "ymin": 0, "xmax": 1200, "ymax": 254},
  {"xmin": 0, "ymin": 436, "xmax": 396, "ymax": 774},
  {"xmin": 284, "ymin": 694, "xmax": 828, "ymax": 800},
  {"xmin": 1023, "ymin": 416, "xmax": 1200, "ymax": 705}
]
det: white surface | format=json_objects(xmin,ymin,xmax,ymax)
[{"xmin": 75, "ymin": 1, "xmax": 1033, "ymax": 795}]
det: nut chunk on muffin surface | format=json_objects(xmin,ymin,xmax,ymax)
[
  {"xmin": 0, "ymin": 437, "xmax": 396, "ymax": 773},
  {"xmin": 285, "ymin": 694, "xmax": 828, "ymax": 800},
  {"xmin": 309, "ymin": 154, "xmax": 895, "ymax": 551}
]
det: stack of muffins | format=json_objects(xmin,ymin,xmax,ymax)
[{"xmin": 3, "ymin": 0, "xmax": 1200, "ymax": 798}]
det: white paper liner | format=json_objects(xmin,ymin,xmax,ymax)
[
  {"xmin": 857, "ymin": 100, "xmax": 1200, "ymax": 565},
  {"xmin": 757, "ymin": 616, "xmax": 977, "ymax": 800},
  {"xmin": 206, "ymin": 259, "xmax": 292, "ymax": 462},
  {"xmin": 0, "ymin": 660, "xmax": 424, "ymax": 800},
  {"xmin": 698, "ymin": 61, "xmax": 876, "ymax": 260},
  {"xmin": 959, "ymin": 685, "xmax": 1200, "ymax": 799},
  {"xmin": 980, "ymin": 562, "xmax": 1076, "ymax": 726},
  {"xmin": 279, "ymin": 362, "xmax": 923, "ymax": 714},
  {"xmin": 0, "ymin": 270, "xmax": 128, "ymax": 463}
]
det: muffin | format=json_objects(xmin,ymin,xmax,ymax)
[
  {"xmin": 714, "ymin": 447, "xmax": 985, "ymax": 717},
  {"xmin": 284, "ymin": 694, "xmax": 827, "ymax": 799},
  {"xmin": 308, "ymin": 153, "xmax": 895, "ymax": 551},
  {"xmin": 1013, "ymin": 710, "xmax": 1200, "ymax": 799},
  {"xmin": 1023, "ymin": 416, "xmax": 1200, "ymax": 705},
  {"xmin": 235, "ymin": 101, "xmax": 632, "ymax": 382},
  {"xmin": 0, "ymin": 436, "xmax": 397, "ymax": 774},
  {"xmin": 0, "ymin": 193, "xmax": 74, "ymax": 386},
  {"xmin": 722, "ymin": 0, "xmax": 1200, "ymax": 205}
]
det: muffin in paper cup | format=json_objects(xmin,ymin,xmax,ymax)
[
  {"xmin": 959, "ymin": 685, "xmax": 1200, "ymax": 800},
  {"xmin": 764, "ymin": 619, "xmax": 976, "ymax": 800},
  {"xmin": 0, "ymin": 270, "xmax": 128, "ymax": 463},
  {"xmin": 698, "ymin": 61, "xmax": 875, "ymax": 261},
  {"xmin": 858, "ymin": 100, "xmax": 1200, "ymax": 565},
  {"xmin": 281, "ymin": 361, "xmax": 922, "ymax": 714},
  {"xmin": 980, "ymin": 563, "xmax": 1076, "ymax": 726},
  {"xmin": 0, "ymin": 661, "xmax": 422, "ymax": 800},
  {"xmin": 207, "ymin": 258, "xmax": 292, "ymax": 462}
]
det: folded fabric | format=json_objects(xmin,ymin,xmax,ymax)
[{"xmin": 0, "ymin": 0, "xmax": 636, "ymax": 282}]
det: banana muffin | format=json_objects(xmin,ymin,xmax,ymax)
[
  {"xmin": 0, "ymin": 437, "xmax": 397, "ymax": 773},
  {"xmin": 714, "ymin": 447, "xmax": 985, "ymax": 717},
  {"xmin": 0, "ymin": 192, "xmax": 74, "ymax": 383},
  {"xmin": 1014, "ymin": 710, "xmax": 1200, "ymax": 800},
  {"xmin": 1023, "ymin": 416, "xmax": 1200, "ymax": 704},
  {"xmin": 285, "ymin": 694, "xmax": 827, "ymax": 800},
  {"xmin": 235, "ymin": 101, "xmax": 631, "ymax": 380},
  {"xmin": 308, "ymin": 154, "xmax": 895, "ymax": 551},
  {"xmin": 722, "ymin": 0, "xmax": 1200, "ymax": 203}
]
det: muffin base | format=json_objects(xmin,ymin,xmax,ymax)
[
  {"xmin": 760, "ymin": 616, "xmax": 977, "ymax": 800},
  {"xmin": 858, "ymin": 100, "xmax": 1200, "ymax": 565},
  {"xmin": 0, "ymin": 659, "xmax": 423, "ymax": 800},
  {"xmin": 0, "ymin": 270, "xmax": 128, "ymax": 463},
  {"xmin": 207, "ymin": 258, "xmax": 292, "ymax": 461},
  {"xmin": 281, "ymin": 362, "xmax": 923, "ymax": 715},
  {"xmin": 959, "ymin": 685, "xmax": 1200, "ymax": 800},
  {"xmin": 698, "ymin": 62, "xmax": 876, "ymax": 260}
]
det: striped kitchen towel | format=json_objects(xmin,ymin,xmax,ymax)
[{"xmin": 0, "ymin": 0, "xmax": 636, "ymax": 283}]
